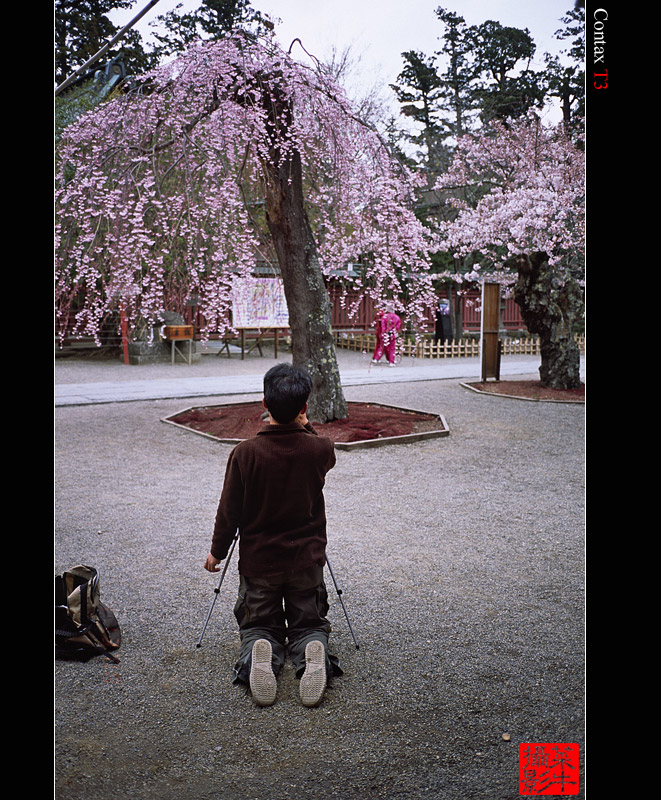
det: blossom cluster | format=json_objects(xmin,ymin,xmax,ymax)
[{"xmin": 433, "ymin": 112, "xmax": 585, "ymax": 285}]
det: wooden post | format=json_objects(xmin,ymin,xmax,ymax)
[
  {"xmin": 120, "ymin": 302, "xmax": 129, "ymax": 365},
  {"xmin": 481, "ymin": 282, "xmax": 501, "ymax": 381}
]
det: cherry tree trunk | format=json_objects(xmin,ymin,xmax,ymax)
[
  {"xmin": 512, "ymin": 252, "xmax": 583, "ymax": 390},
  {"xmin": 260, "ymin": 83, "xmax": 348, "ymax": 423}
]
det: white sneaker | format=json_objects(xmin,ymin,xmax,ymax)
[
  {"xmin": 300, "ymin": 640, "xmax": 327, "ymax": 707},
  {"xmin": 249, "ymin": 639, "xmax": 277, "ymax": 706}
]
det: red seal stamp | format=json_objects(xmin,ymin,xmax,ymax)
[{"xmin": 519, "ymin": 743, "xmax": 579, "ymax": 795}]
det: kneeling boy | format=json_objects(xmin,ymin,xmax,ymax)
[{"xmin": 204, "ymin": 363, "xmax": 340, "ymax": 707}]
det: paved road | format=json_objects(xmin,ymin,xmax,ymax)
[{"xmin": 54, "ymin": 353, "xmax": 577, "ymax": 406}]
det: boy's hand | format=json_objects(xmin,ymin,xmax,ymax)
[{"xmin": 204, "ymin": 553, "xmax": 221, "ymax": 572}]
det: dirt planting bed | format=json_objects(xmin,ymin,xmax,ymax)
[
  {"xmin": 165, "ymin": 400, "xmax": 448, "ymax": 447},
  {"xmin": 463, "ymin": 379, "xmax": 585, "ymax": 403}
]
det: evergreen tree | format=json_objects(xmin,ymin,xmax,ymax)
[
  {"xmin": 390, "ymin": 50, "xmax": 448, "ymax": 180},
  {"xmin": 391, "ymin": 8, "xmax": 547, "ymax": 163},
  {"xmin": 544, "ymin": 6, "xmax": 585, "ymax": 132},
  {"xmin": 433, "ymin": 7, "xmax": 479, "ymax": 141},
  {"xmin": 149, "ymin": 0, "xmax": 272, "ymax": 58},
  {"xmin": 469, "ymin": 19, "xmax": 544, "ymax": 123}
]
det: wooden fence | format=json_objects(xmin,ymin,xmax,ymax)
[{"xmin": 334, "ymin": 333, "xmax": 586, "ymax": 359}]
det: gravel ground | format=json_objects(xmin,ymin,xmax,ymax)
[{"xmin": 55, "ymin": 349, "xmax": 585, "ymax": 800}]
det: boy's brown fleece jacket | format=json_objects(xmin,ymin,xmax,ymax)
[{"xmin": 210, "ymin": 422, "xmax": 336, "ymax": 578}]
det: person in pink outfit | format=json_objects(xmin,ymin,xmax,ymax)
[{"xmin": 371, "ymin": 309, "xmax": 402, "ymax": 366}]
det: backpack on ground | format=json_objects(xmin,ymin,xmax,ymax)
[{"xmin": 55, "ymin": 565, "xmax": 121, "ymax": 663}]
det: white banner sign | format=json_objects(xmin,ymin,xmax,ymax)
[{"xmin": 231, "ymin": 279, "xmax": 289, "ymax": 329}]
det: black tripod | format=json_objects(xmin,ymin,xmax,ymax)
[
  {"xmin": 325, "ymin": 555, "xmax": 360, "ymax": 650},
  {"xmin": 196, "ymin": 532, "xmax": 239, "ymax": 648},
  {"xmin": 196, "ymin": 535, "xmax": 360, "ymax": 650}
]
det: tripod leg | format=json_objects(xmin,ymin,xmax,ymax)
[
  {"xmin": 325, "ymin": 556, "xmax": 360, "ymax": 650},
  {"xmin": 196, "ymin": 533, "xmax": 238, "ymax": 648}
]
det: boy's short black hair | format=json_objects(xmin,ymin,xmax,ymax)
[{"xmin": 263, "ymin": 364, "xmax": 312, "ymax": 423}]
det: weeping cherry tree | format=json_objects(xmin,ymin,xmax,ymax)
[{"xmin": 55, "ymin": 33, "xmax": 437, "ymax": 422}]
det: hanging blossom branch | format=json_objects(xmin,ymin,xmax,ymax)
[{"xmin": 55, "ymin": 33, "xmax": 438, "ymax": 345}]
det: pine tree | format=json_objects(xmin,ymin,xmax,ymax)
[{"xmin": 149, "ymin": 0, "xmax": 273, "ymax": 58}]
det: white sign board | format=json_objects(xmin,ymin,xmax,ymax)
[{"xmin": 231, "ymin": 278, "xmax": 289, "ymax": 329}]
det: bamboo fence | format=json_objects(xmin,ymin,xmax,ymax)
[{"xmin": 334, "ymin": 332, "xmax": 586, "ymax": 359}]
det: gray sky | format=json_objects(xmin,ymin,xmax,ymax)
[{"xmin": 110, "ymin": 0, "xmax": 578, "ymax": 124}]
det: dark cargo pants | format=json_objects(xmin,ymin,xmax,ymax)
[{"xmin": 232, "ymin": 565, "xmax": 341, "ymax": 685}]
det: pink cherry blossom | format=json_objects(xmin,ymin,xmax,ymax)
[
  {"xmin": 55, "ymin": 34, "xmax": 437, "ymax": 346},
  {"xmin": 434, "ymin": 112, "xmax": 585, "ymax": 284}
]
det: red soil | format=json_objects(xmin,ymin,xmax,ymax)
[{"xmin": 167, "ymin": 401, "xmax": 445, "ymax": 444}]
